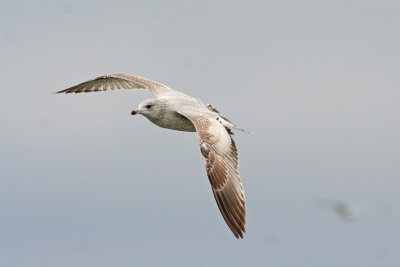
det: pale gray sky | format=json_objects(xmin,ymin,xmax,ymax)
[{"xmin": 1, "ymin": 0, "xmax": 399, "ymax": 266}]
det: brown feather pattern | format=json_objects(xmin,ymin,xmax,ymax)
[{"xmin": 180, "ymin": 111, "xmax": 246, "ymax": 238}]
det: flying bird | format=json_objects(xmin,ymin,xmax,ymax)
[
  {"xmin": 319, "ymin": 198, "xmax": 363, "ymax": 222},
  {"xmin": 57, "ymin": 74, "xmax": 247, "ymax": 238}
]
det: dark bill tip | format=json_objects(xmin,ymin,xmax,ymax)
[{"xmin": 131, "ymin": 110, "xmax": 137, "ymax": 115}]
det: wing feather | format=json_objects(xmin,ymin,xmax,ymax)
[
  {"xmin": 179, "ymin": 110, "xmax": 246, "ymax": 238},
  {"xmin": 56, "ymin": 74, "xmax": 177, "ymax": 97}
]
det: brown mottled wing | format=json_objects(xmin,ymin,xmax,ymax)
[
  {"xmin": 56, "ymin": 74, "xmax": 175, "ymax": 97},
  {"xmin": 179, "ymin": 110, "xmax": 246, "ymax": 238}
]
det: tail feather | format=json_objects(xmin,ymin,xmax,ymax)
[
  {"xmin": 219, "ymin": 116, "xmax": 250, "ymax": 134},
  {"xmin": 207, "ymin": 104, "xmax": 249, "ymax": 134}
]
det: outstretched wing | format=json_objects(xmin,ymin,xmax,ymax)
[
  {"xmin": 56, "ymin": 74, "xmax": 176, "ymax": 97},
  {"xmin": 179, "ymin": 110, "xmax": 246, "ymax": 238}
]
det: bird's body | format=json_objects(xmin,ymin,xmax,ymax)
[
  {"xmin": 57, "ymin": 74, "xmax": 247, "ymax": 238},
  {"xmin": 138, "ymin": 96, "xmax": 199, "ymax": 132},
  {"xmin": 146, "ymin": 105, "xmax": 197, "ymax": 132}
]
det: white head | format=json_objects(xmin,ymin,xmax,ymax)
[{"xmin": 131, "ymin": 98, "xmax": 163, "ymax": 120}]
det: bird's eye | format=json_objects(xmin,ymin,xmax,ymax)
[{"xmin": 146, "ymin": 104, "xmax": 152, "ymax": 109}]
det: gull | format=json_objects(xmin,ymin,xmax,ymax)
[
  {"xmin": 57, "ymin": 74, "xmax": 247, "ymax": 238},
  {"xmin": 319, "ymin": 198, "xmax": 363, "ymax": 222}
]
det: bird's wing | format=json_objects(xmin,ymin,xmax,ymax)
[
  {"xmin": 56, "ymin": 74, "xmax": 177, "ymax": 97},
  {"xmin": 178, "ymin": 109, "xmax": 246, "ymax": 238}
]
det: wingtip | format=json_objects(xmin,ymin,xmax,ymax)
[
  {"xmin": 235, "ymin": 231, "xmax": 245, "ymax": 239},
  {"xmin": 54, "ymin": 89, "xmax": 74, "ymax": 94},
  {"xmin": 242, "ymin": 129, "xmax": 251, "ymax": 134}
]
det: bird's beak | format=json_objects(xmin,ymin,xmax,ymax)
[{"xmin": 131, "ymin": 109, "xmax": 140, "ymax": 115}]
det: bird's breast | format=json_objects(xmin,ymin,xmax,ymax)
[{"xmin": 147, "ymin": 110, "xmax": 196, "ymax": 132}]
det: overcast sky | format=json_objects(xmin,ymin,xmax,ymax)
[{"xmin": 1, "ymin": 0, "xmax": 399, "ymax": 266}]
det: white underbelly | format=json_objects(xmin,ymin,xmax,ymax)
[{"xmin": 148, "ymin": 112, "xmax": 196, "ymax": 132}]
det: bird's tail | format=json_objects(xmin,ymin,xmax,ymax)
[{"xmin": 219, "ymin": 116, "xmax": 250, "ymax": 134}]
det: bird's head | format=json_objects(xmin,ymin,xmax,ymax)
[{"xmin": 131, "ymin": 99, "xmax": 161, "ymax": 120}]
